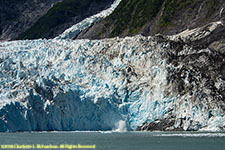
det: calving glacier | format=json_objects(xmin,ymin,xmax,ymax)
[
  {"xmin": 0, "ymin": 36, "xmax": 174, "ymax": 131},
  {"xmin": 1, "ymin": 29, "xmax": 225, "ymax": 132},
  {"xmin": 0, "ymin": 0, "xmax": 225, "ymax": 131}
]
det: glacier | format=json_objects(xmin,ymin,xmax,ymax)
[
  {"xmin": 0, "ymin": 37, "xmax": 176, "ymax": 131},
  {"xmin": 1, "ymin": 34, "xmax": 224, "ymax": 132},
  {"xmin": 0, "ymin": 0, "xmax": 225, "ymax": 132},
  {"xmin": 55, "ymin": 0, "xmax": 122, "ymax": 40}
]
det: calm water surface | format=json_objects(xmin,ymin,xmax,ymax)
[{"xmin": 0, "ymin": 132, "xmax": 225, "ymax": 150}]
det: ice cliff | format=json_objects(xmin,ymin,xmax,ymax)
[
  {"xmin": 0, "ymin": 36, "xmax": 174, "ymax": 131},
  {"xmin": 0, "ymin": 0, "xmax": 225, "ymax": 132}
]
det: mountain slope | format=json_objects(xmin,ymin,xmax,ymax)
[
  {"xmin": 17, "ymin": 0, "xmax": 114, "ymax": 40},
  {"xmin": 0, "ymin": 0, "xmax": 62, "ymax": 41},
  {"xmin": 77, "ymin": 0, "xmax": 225, "ymax": 39}
]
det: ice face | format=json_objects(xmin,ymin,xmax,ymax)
[
  {"xmin": 0, "ymin": 0, "xmax": 224, "ymax": 131},
  {"xmin": 0, "ymin": 34, "xmax": 225, "ymax": 131},
  {"xmin": 0, "ymin": 36, "xmax": 173, "ymax": 131}
]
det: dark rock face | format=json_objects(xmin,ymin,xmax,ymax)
[
  {"xmin": 77, "ymin": 0, "xmax": 225, "ymax": 40},
  {"xmin": 0, "ymin": 0, "xmax": 114, "ymax": 41},
  {"xmin": 136, "ymin": 21, "xmax": 225, "ymax": 131},
  {"xmin": 0, "ymin": 0, "xmax": 62, "ymax": 41},
  {"xmin": 16, "ymin": 0, "xmax": 114, "ymax": 40},
  {"xmin": 136, "ymin": 116, "xmax": 184, "ymax": 131}
]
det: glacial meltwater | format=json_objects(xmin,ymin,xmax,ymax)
[{"xmin": 0, "ymin": 132, "xmax": 225, "ymax": 150}]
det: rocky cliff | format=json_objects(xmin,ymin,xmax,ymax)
[
  {"xmin": 137, "ymin": 20, "xmax": 225, "ymax": 131},
  {"xmin": 17, "ymin": 0, "xmax": 114, "ymax": 40},
  {"xmin": 0, "ymin": 0, "xmax": 62, "ymax": 41},
  {"xmin": 0, "ymin": 0, "xmax": 114, "ymax": 41}
]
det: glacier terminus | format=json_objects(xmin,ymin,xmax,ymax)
[{"xmin": 0, "ymin": 0, "xmax": 225, "ymax": 132}]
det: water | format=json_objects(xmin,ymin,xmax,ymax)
[{"xmin": 0, "ymin": 132, "xmax": 225, "ymax": 150}]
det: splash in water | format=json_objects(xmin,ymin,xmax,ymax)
[{"xmin": 115, "ymin": 120, "xmax": 127, "ymax": 132}]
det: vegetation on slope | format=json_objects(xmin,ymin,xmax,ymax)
[
  {"xmin": 82, "ymin": 0, "xmax": 221, "ymax": 39},
  {"xmin": 103, "ymin": 0, "xmax": 165, "ymax": 37},
  {"xmin": 159, "ymin": 0, "xmax": 219, "ymax": 27}
]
